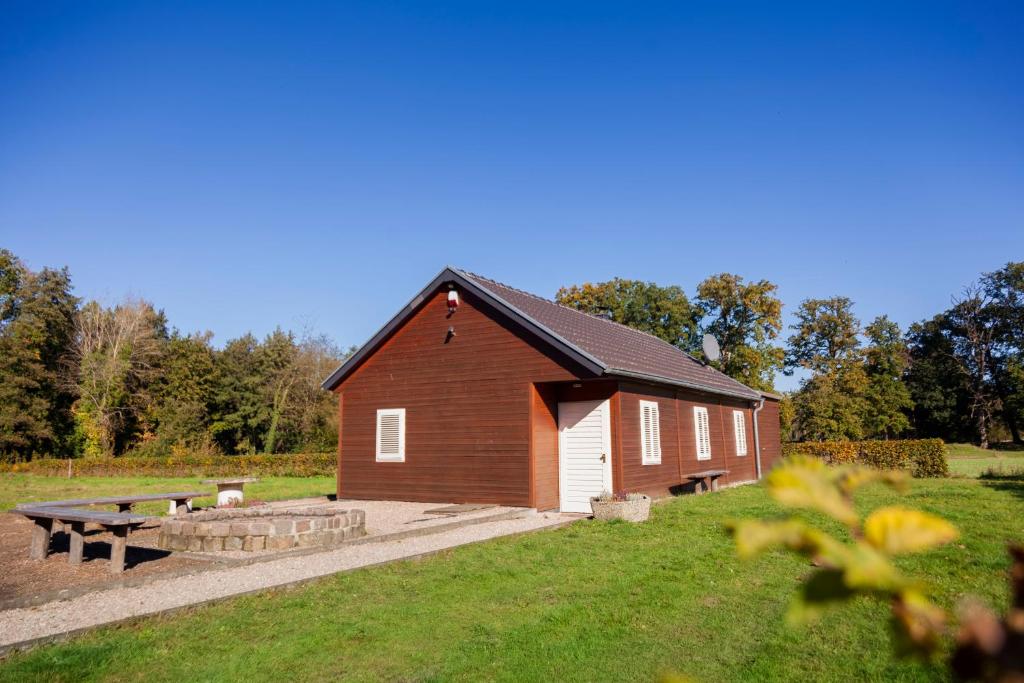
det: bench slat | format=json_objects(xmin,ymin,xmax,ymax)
[
  {"xmin": 11, "ymin": 506, "xmax": 150, "ymax": 525},
  {"xmin": 16, "ymin": 491, "xmax": 206, "ymax": 509},
  {"xmin": 686, "ymin": 470, "xmax": 728, "ymax": 479}
]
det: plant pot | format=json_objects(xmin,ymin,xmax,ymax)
[{"xmin": 589, "ymin": 495, "xmax": 652, "ymax": 522}]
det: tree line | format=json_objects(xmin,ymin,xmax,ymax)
[
  {"xmin": 556, "ymin": 264, "xmax": 1023, "ymax": 447},
  {"xmin": 0, "ymin": 249, "xmax": 352, "ymax": 461},
  {"xmin": 2, "ymin": 247, "xmax": 1021, "ymax": 460}
]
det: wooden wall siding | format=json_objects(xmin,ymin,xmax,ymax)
[
  {"xmin": 530, "ymin": 384, "xmax": 559, "ymax": 511},
  {"xmin": 617, "ymin": 383, "xmax": 681, "ymax": 495},
  {"xmin": 756, "ymin": 399, "xmax": 783, "ymax": 473},
  {"xmin": 616, "ymin": 383, "xmax": 759, "ymax": 496},
  {"xmin": 336, "ymin": 287, "xmax": 584, "ymax": 506}
]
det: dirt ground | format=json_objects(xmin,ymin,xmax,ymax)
[
  {"xmin": 0, "ymin": 499, "xmax": 518, "ymax": 608},
  {"xmin": 0, "ymin": 513, "xmax": 211, "ymax": 605}
]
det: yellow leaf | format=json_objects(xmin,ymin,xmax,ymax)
[
  {"xmin": 765, "ymin": 456, "xmax": 858, "ymax": 525},
  {"xmin": 864, "ymin": 506, "xmax": 959, "ymax": 555},
  {"xmin": 730, "ymin": 519, "xmax": 809, "ymax": 559},
  {"xmin": 729, "ymin": 519, "xmax": 851, "ymax": 567},
  {"xmin": 842, "ymin": 541, "xmax": 907, "ymax": 593}
]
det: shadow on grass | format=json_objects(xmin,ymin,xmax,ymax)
[{"xmin": 979, "ymin": 471, "xmax": 1024, "ymax": 502}]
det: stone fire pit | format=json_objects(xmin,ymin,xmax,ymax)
[{"xmin": 157, "ymin": 506, "xmax": 366, "ymax": 552}]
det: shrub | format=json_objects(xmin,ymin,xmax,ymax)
[
  {"xmin": 0, "ymin": 453, "xmax": 335, "ymax": 478},
  {"xmin": 782, "ymin": 439, "xmax": 948, "ymax": 478}
]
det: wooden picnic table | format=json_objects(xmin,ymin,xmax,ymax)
[
  {"xmin": 11, "ymin": 506, "xmax": 150, "ymax": 573},
  {"xmin": 686, "ymin": 469, "xmax": 729, "ymax": 494}
]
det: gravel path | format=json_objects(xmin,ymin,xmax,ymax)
[{"xmin": 0, "ymin": 510, "xmax": 577, "ymax": 652}]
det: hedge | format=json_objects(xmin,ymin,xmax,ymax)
[
  {"xmin": 0, "ymin": 453, "xmax": 335, "ymax": 478},
  {"xmin": 781, "ymin": 439, "xmax": 948, "ymax": 478}
]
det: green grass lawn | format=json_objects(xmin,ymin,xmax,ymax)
[
  {"xmin": 1, "ymin": 475, "xmax": 1020, "ymax": 682},
  {"xmin": 0, "ymin": 474, "xmax": 335, "ymax": 514},
  {"xmin": 945, "ymin": 442, "xmax": 1024, "ymax": 477}
]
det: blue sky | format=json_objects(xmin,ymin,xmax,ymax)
[{"xmin": 2, "ymin": 1, "xmax": 1022, "ymax": 391}]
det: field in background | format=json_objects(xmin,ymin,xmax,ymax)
[
  {"xmin": 0, "ymin": 476, "xmax": 1019, "ymax": 682},
  {"xmin": 0, "ymin": 475, "xmax": 334, "ymax": 514},
  {"xmin": 946, "ymin": 442, "xmax": 1024, "ymax": 478}
]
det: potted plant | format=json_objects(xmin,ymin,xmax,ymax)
[{"xmin": 590, "ymin": 490, "xmax": 652, "ymax": 522}]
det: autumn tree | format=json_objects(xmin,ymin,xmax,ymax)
[
  {"xmin": 694, "ymin": 273, "xmax": 784, "ymax": 391},
  {"xmin": 0, "ymin": 250, "xmax": 78, "ymax": 459},
  {"xmin": 862, "ymin": 316, "xmax": 914, "ymax": 439},
  {"xmin": 286, "ymin": 334, "xmax": 352, "ymax": 452},
  {"xmin": 69, "ymin": 299, "xmax": 167, "ymax": 456},
  {"xmin": 555, "ymin": 278, "xmax": 698, "ymax": 349},
  {"xmin": 786, "ymin": 297, "xmax": 867, "ymax": 441}
]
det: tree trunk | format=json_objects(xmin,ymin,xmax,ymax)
[{"xmin": 977, "ymin": 406, "xmax": 989, "ymax": 450}]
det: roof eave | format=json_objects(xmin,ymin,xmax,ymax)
[{"xmin": 605, "ymin": 367, "xmax": 762, "ymax": 402}]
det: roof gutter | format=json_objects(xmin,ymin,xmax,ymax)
[{"xmin": 604, "ymin": 367, "xmax": 762, "ymax": 402}]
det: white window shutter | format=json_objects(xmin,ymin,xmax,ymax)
[
  {"xmin": 639, "ymin": 401, "xmax": 661, "ymax": 465},
  {"xmin": 376, "ymin": 409, "xmax": 406, "ymax": 462},
  {"xmin": 694, "ymin": 407, "xmax": 711, "ymax": 461},
  {"xmin": 733, "ymin": 410, "xmax": 748, "ymax": 456}
]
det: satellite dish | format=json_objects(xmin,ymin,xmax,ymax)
[{"xmin": 701, "ymin": 334, "xmax": 721, "ymax": 363}]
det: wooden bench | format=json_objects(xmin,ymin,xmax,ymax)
[
  {"xmin": 11, "ymin": 506, "xmax": 150, "ymax": 573},
  {"xmin": 686, "ymin": 470, "xmax": 729, "ymax": 494},
  {"xmin": 17, "ymin": 491, "xmax": 205, "ymax": 516}
]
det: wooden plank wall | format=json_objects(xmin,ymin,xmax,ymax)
[
  {"xmin": 530, "ymin": 384, "xmax": 559, "ymax": 511},
  {"xmin": 616, "ymin": 382, "xmax": 760, "ymax": 497},
  {"xmin": 335, "ymin": 286, "xmax": 584, "ymax": 506}
]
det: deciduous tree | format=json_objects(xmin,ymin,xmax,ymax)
[
  {"xmin": 68, "ymin": 298, "xmax": 167, "ymax": 456},
  {"xmin": 694, "ymin": 273, "xmax": 784, "ymax": 392},
  {"xmin": 786, "ymin": 297, "xmax": 866, "ymax": 440},
  {"xmin": 862, "ymin": 316, "xmax": 913, "ymax": 439},
  {"xmin": 555, "ymin": 278, "xmax": 698, "ymax": 349}
]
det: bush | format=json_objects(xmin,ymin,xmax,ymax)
[
  {"xmin": 782, "ymin": 439, "xmax": 948, "ymax": 478},
  {"xmin": 0, "ymin": 453, "xmax": 335, "ymax": 478}
]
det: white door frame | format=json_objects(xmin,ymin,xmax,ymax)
[{"xmin": 557, "ymin": 399, "xmax": 614, "ymax": 513}]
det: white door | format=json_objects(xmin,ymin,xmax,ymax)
[{"xmin": 558, "ymin": 399, "xmax": 613, "ymax": 513}]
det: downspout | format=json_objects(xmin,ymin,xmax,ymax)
[{"xmin": 752, "ymin": 397, "xmax": 765, "ymax": 479}]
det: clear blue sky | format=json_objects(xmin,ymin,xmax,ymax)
[{"xmin": 2, "ymin": 1, "xmax": 1021, "ymax": 391}]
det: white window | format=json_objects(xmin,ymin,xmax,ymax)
[
  {"xmin": 639, "ymin": 400, "xmax": 662, "ymax": 465},
  {"xmin": 733, "ymin": 410, "xmax": 748, "ymax": 456},
  {"xmin": 375, "ymin": 408, "xmax": 406, "ymax": 462},
  {"xmin": 694, "ymin": 406, "xmax": 712, "ymax": 460}
]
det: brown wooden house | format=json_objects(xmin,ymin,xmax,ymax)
[{"xmin": 322, "ymin": 267, "xmax": 782, "ymax": 512}]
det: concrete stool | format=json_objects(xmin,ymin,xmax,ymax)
[{"xmin": 201, "ymin": 477, "xmax": 260, "ymax": 506}]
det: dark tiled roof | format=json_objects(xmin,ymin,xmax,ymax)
[{"xmin": 457, "ymin": 270, "xmax": 761, "ymax": 400}]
